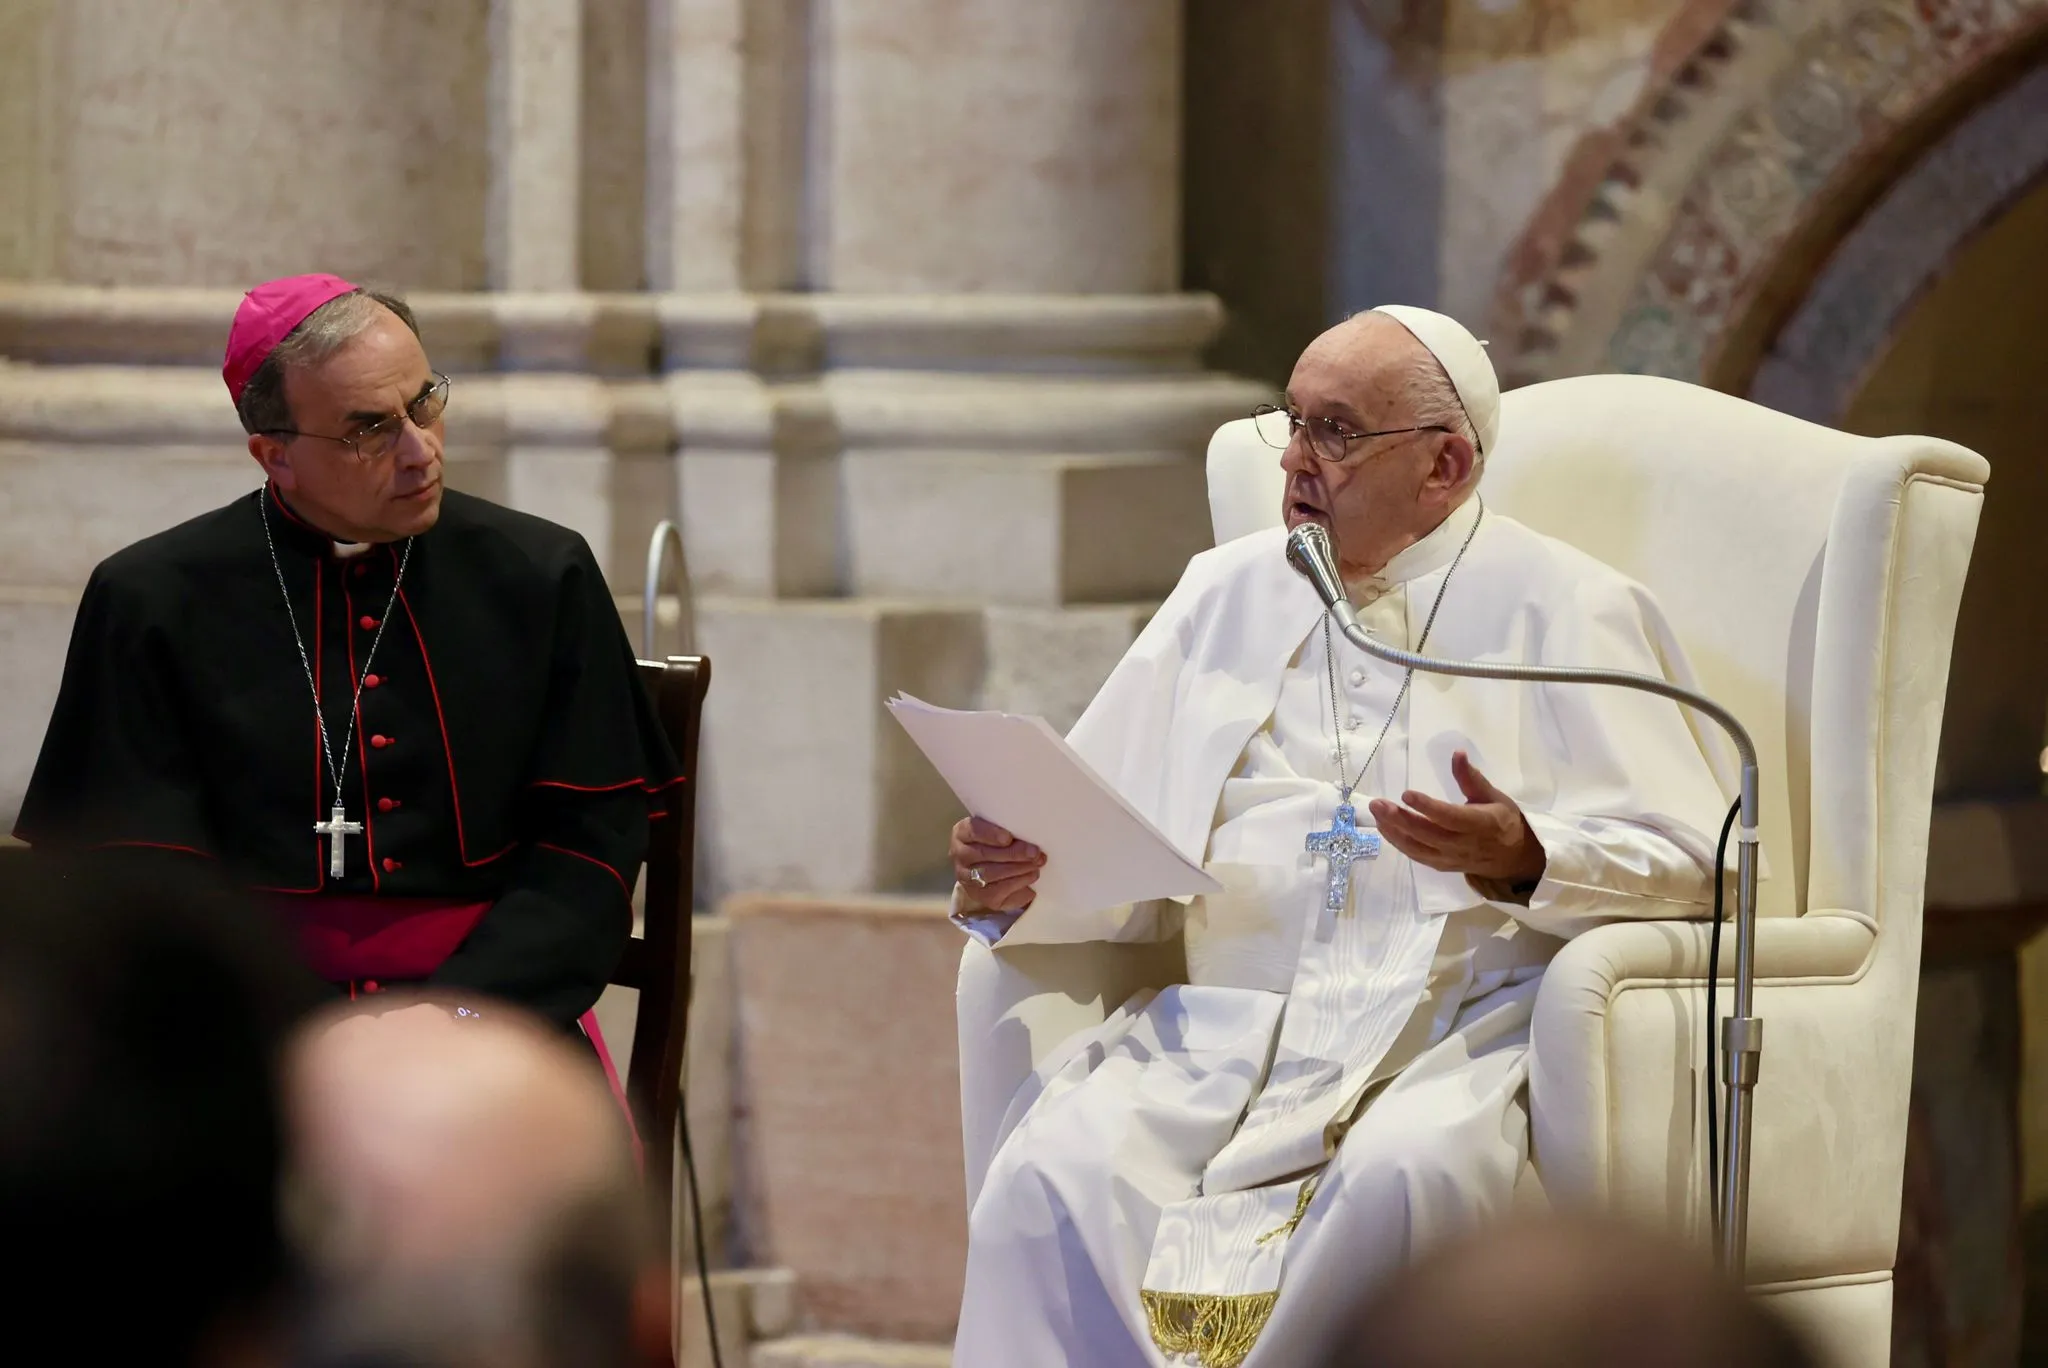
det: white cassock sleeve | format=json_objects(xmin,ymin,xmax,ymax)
[
  {"xmin": 1470, "ymin": 576, "xmax": 1732, "ymax": 940},
  {"xmin": 950, "ymin": 563, "xmax": 1212, "ymax": 947}
]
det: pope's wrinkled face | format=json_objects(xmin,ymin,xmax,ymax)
[
  {"xmin": 1279, "ymin": 315, "xmax": 1475, "ymax": 580},
  {"xmin": 252, "ymin": 308, "xmax": 445, "ymax": 544}
]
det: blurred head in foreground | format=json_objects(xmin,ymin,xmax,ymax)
[
  {"xmin": 1314, "ymin": 1215, "xmax": 1817, "ymax": 1368},
  {"xmin": 0, "ymin": 857, "xmax": 322, "ymax": 1367},
  {"xmin": 285, "ymin": 997, "xmax": 663, "ymax": 1368}
]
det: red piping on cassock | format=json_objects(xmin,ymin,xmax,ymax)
[
  {"xmin": 529, "ymin": 775, "xmax": 686, "ymax": 794},
  {"xmin": 537, "ymin": 841, "xmax": 634, "ymax": 904},
  {"xmin": 396, "ymin": 584, "xmax": 513, "ymax": 869},
  {"xmin": 96, "ymin": 840, "xmax": 216, "ymax": 859}
]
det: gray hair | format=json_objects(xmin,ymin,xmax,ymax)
[
  {"xmin": 1351, "ymin": 308, "xmax": 1483, "ymax": 468},
  {"xmin": 1404, "ymin": 350, "xmax": 1482, "ymax": 467},
  {"xmin": 234, "ymin": 289, "xmax": 422, "ymax": 437}
]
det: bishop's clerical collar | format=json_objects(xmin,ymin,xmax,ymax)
[
  {"xmin": 1344, "ymin": 494, "xmax": 1483, "ymax": 606},
  {"xmin": 265, "ymin": 484, "xmax": 379, "ymax": 560}
]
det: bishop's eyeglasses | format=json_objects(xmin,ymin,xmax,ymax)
[
  {"xmin": 1251, "ymin": 402, "xmax": 1450, "ymax": 467},
  {"xmin": 265, "ymin": 373, "xmax": 452, "ymax": 464}
]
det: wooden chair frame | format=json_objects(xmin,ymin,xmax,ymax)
[{"xmin": 618, "ymin": 654, "xmax": 711, "ymax": 1224}]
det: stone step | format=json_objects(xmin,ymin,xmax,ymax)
[
  {"xmin": 689, "ymin": 596, "xmax": 1150, "ymax": 899},
  {"xmin": 674, "ymin": 1267, "xmax": 801, "ymax": 1368},
  {"xmin": 838, "ymin": 449, "xmax": 1209, "ymax": 606},
  {"xmin": 749, "ymin": 1336, "xmax": 953, "ymax": 1368},
  {"xmin": 669, "ymin": 1269, "xmax": 954, "ymax": 1368},
  {"xmin": 724, "ymin": 895, "xmax": 967, "ymax": 1343}
]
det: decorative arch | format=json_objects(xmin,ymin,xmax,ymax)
[
  {"xmin": 1491, "ymin": 0, "xmax": 2048, "ymax": 390},
  {"xmin": 1750, "ymin": 58, "xmax": 2048, "ymax": 421}
]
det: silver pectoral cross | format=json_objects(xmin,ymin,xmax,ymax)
[
  {"xmin": 314, "ymin": 803, "xmax": 365, "ymax": 878},
  {"xmin": 1305, "ymin": 801, "xmax": 1381, "ymax": 914}
]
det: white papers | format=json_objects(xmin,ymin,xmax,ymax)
[{"xmin": 886, "ymin": 694, "xmax": 1221, "ymax": 932}]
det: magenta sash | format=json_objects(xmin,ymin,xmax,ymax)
[{"xmin": 271, "ymin": 894, "xmax": 492, "ymax": 983}]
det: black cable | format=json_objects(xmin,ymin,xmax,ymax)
[
  {"xmin": 1704, "ymin": 797, "xmax": 1740, "ymax": 1258},
  {"xmin": 680, "ymin": 1079, "xmax": 724, "ymax": 1368}
]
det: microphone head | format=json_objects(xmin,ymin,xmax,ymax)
[{"xmin": 1286, "ymin": 521, "xmax": 1348, "ymax": 614}]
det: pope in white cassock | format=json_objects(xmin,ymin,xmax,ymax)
[{"xmin": 944, "ymin": 307, "xmax": 1732, "ymax": 1368}]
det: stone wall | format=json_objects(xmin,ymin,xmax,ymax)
[
  {"xmin": 1, "ymin": 0, "xmax": 491, "ymax": 288},
  {"xmin": 1184, "ymin": 0, "xmax": 1691, "ymax": 382},
  {"xmin": 814, "ymin": 1, "xmax": 1182, "ymax": 294}
]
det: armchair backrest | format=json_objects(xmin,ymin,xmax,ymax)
[{"xmin": 1205, "ymin": 374, "xmax": 1987, "ymax": 928}]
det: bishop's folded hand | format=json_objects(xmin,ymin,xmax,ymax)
[
  {"xmin": 1367, "ymin": 749, "xmax": 1547, "ymax": 885},
  {"xmin": 950, "ymin": 815, "xmax": 1046, "ymax": 913}
]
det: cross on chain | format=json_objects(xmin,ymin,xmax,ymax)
[
  {"xmin": 1304, "ymin": 801, "xmax": 1380, "ymax": 915},
  {"xmin": 314, "ymin": 803, "xmax": 365, "ymax": 878}
]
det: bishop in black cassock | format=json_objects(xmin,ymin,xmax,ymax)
[{"xmin": 14, "ymin": 274, "xmax": 679, "ymax": 1033}]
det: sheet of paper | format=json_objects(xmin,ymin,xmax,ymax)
[{"xmin": 887, "ymin": 694, "xmax": 1220, "ymax": 939}]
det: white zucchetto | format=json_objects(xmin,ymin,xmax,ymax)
[{"xmin": 1370, "ymin": 304, "xmax": 1500, "ymax": 456}]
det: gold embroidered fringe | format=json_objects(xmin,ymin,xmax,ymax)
[
  {"xmin": 1255, "ymin": 1176, "xmax": 1320, "ymax": 1247},
  {"xmin": 1145, "ymin": 1177, "xmax": 1318, "ymax": 1364},
  {"xmin": 1140, "ymin": 1289, "xmax": 1278, "ymax": 1368}
]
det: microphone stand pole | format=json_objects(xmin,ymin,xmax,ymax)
[{"xmin": 1288, "ymin": 524, "xmax": 1763, "ymax": 1276}]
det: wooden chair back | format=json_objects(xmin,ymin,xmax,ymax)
[{"xmin": 617, "ymin": 654, "xmax": 711, "ymax": 1221}]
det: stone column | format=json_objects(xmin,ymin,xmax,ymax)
[
  {"xmin": 487, "ymin": 0, "xmax": 583, "ymax": 291},
  {"xmin": 486, "ymin": 0, "xmax": 614, "ymax": 586},
  {"xmin": 677, "ymin": 0, "xmax": 1264, "ymax": 901},
  {"xmin": 809, "ymin": 0, "xmax": 1183, "ymax": 294},
  {"xmin": 644, "ymin": 0, "xmax": 808, "ymax": 293},
  {"xmin": 802, "ymin": 0, "xmax": 1208, "ymax": 609},
  {"xmin": 0, "ymin": 0, "xmax": 58, "ymax": 281}
]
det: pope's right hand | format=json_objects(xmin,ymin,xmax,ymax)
[{"xmin": 950, "ymin": 816, "xmax": 1045, "ymax": 913}]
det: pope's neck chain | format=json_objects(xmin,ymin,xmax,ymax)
[{"xmin": 1321, "ymin": 498, "xmax": 1484, "ymax": 802}]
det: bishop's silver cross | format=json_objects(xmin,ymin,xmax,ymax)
[
  {"xmin": 314, "ymin": 803, "xmax": 365, "ymax": 878},
  {"xmin": 1305, "ymin": 801, "xmax": 1381, "ymax": 914}
]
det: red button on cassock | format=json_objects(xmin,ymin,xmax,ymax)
[
  {"xmin": 353, "ymin": 564, "xmax": 367, "ymax": 579},
  {"xmin": 382, "ymin": 858, "xmax": 401, "ymax": 873},
  {"xmin": 377, "ymin": 797, "xmax": 398, "ymax": 813},
  {"xmin": 362, "ymin": 979, "xmax": 380, "ymax": 993},
  {"xmin": 364, "ymin": 674, "xmax": 382, "ymax": 689},
  {"xmin": 371, "ymin": 735, "xmax": 390, "ymax": 749},
  {"xmin": 358, "ymin": 615, "xmax": 378, "ymax": 630}
]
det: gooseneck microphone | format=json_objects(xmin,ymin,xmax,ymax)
[
  {"xmin": 1284, "ymin": 524, "xmax": 1359, "ymax": 635},
  {"xmin": 1286, "ymin": 517, "xmax": 1765, "ymax": 1277}
]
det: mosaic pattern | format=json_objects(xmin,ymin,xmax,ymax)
[
  {"xmin": 1490, "ymin": 0, "xmax": 1755, "ymax": 384},
  {"xmin": 1609, "ymin": 0, "xmax": 2048, "ymax": 380},
  {"xmin": 1497, "ymin": 0, "xmax": 2048, "ymax": 385},
  {"xmin": 1751, "ymin": 59, "xmax": 2048, "ymax": 421}
]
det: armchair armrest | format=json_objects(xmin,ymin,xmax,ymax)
[{"xmin": 1530, "ymin": 913, "xmax": 1876, "ymax": 1222}]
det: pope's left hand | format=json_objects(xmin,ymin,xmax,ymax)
[{"xmin": 1368, "ymin": 750, "xmax": 1546, "ymax": 884}]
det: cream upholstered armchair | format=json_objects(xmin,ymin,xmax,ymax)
[{"xmin": 955, "ymin": 374, "xmax": 1989, "ymax": 1364}]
